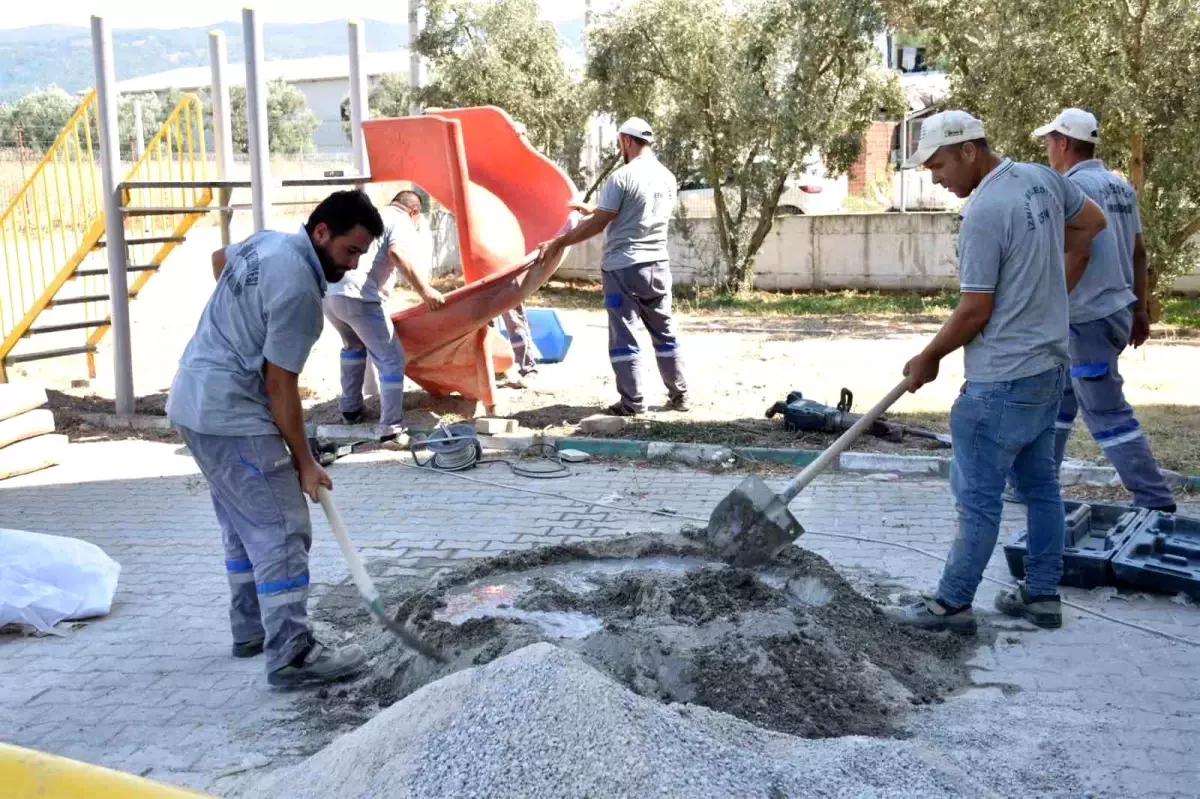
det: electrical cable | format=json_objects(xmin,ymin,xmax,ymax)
[{"xmin": 390, "ymin": 459, "xmax": 1200, "ymax": 649}]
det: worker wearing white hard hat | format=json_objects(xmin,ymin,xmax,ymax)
[
  {"xmin": 1009, "ymin": 108, "xmax": 1176, "ymax": 513},
  {"xmin": 888, "ymin": 109, "xmax": 1108, "ymax": 633},
  {"xmin": 538, "ymin": 116, "xmax": 689, "ymax": 416}
]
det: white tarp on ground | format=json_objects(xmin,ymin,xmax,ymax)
[{"xmin": 0, "ymin": 528, "xmax": 121, "ymax": 633}]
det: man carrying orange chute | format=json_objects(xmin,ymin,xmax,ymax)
[
  {"xmin": 538, "ymin": 117, "xmax": 690, "ymax": 416},
  {"xmin": 324, "ymin": 190, "xmax": 445, "ymax": 439}
]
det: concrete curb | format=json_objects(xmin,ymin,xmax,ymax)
[{"xmin": 63, "ymin": 412, "xmax": 1200, "ymax": 492}]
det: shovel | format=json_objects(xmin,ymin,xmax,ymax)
[
  {"xmin": 317, "ymin": 486, "xmax": 447, "ymax": 662},
  {"xmin": 706, "ymin": 378, "xmax": 910, "ymax": 566}
]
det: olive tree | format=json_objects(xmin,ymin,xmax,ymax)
[{"xmin": 588, "ymin": 0, "xmax": 902, "ymax": 292}]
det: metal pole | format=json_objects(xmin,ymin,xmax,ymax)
[
  {"xmin": 408, "ymin": 0, "xmax": 425, "ymax": 115},
  {"xmin": 348, "ymin": 19, "xmax": 369, "ymax": 177},
  {"xmin": 133, "ymin": 99, "xmax": 145, "ymax": 159},
  {"xmin": 899, "ymin": 115, "xmax": 908, "ymax": 213},
  {"xmin": 209, "ymin": 30, "xmax": 235, "ymax": 246},
  {"xmin": 92, "ymin": 15, "xmax": 134, "ymax": 415},
  {"xmin": 243, "ymin": 7, "xmax": 271, "ymax": 232}
]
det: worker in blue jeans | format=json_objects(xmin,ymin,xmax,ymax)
[{"xmin": 886, "ymin": 111, "xmax": 1107, "ymax": 634}]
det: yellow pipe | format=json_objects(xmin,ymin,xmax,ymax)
[{"xmin": 0, "ymin": 742, "xmax": 213, "ymax": 798}]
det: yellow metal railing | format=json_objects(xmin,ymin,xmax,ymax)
[
  {"xmin": 0, "ymin": 90, "xmax": 103, "ymax": 359},
  {"xmin": 0, "ymin": 92, "xmax": 213, "ymax": 380},
  {"xmin": 84, "ymin": 93, "xmax": 213, "ymax": 374}
]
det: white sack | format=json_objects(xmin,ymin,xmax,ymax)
[{"xmin": 0, "ymin": 528, "xmax": 121, "ymax": 632}]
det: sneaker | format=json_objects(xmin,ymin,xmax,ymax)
[
  {"xmin": 666, "ymin": 394, "xmax": 691, "ymax": 412},
  {"xmin": 1002, "ymin": 485, "xmax": 1025, "ymax": 504},
  {"xmin": 232, "ymin": 638, "xmax": 264, "ymax": 658},
  {"xmin": 605, "ymin": 401, "xmax": 642, "ymax": 417},
  {"xmin": 342, "ymin": 410, "xmax": 364, "ymax": 424},
  {"xmin": 267, "ymin": 639, "xmax": 368, "ymax": 688},
  {"xmin": 885, "ymin": 597, "xmax": 977, "ymax": 634},
  {"xmin": 994, "ymin": 583, "xmax": 1062, "ymax": 629}
]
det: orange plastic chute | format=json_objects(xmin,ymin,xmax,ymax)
[{"xmin": 361, "ymin": 107, "xmax": 577, "ymax": 410}]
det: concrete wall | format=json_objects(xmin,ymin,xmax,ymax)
[{"xmin": 559, "ymin": 212, "xmax": 962, "ymax": 291}]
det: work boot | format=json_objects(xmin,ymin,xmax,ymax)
[
  {"xmin": 1002, "ymin": 484, "xmax": 1025, "ymax": 505},
  {"xmin": 267, "ymin": 639, "xmax": 368, "ymax": 688},
  {"xmin": 1149, "ymin": 503, "xmax": 1177, "ymax": 514},
  {"xmin": 994, "ymin": 583, "xmax": 1062, "ymax": 629},
  {"xmin": 885, "ymin": 597, "xmax": 977, "ymax": 634},
  {"xmin": 666, "ymin": 394, "xmax": 691, "ymax": 412},
  {"xmin": 232, "ymin": 637, "xmax": 264, "ymax": 658},
  {"xmin": 605, "ymin": 401, "xmax": 642, "ymax": 418},
  {"xmin": 342, "ymin": 410, "xmax": 364, "ymax": 424}
]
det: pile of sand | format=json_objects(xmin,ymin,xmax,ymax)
[{"xmin": 250, "ymin": 643, "xmax": 1040, "ymax": 799}]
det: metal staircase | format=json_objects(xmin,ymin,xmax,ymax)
[{"xmin": 0, "ymin": 91, "xmax": 214, "ymax": 382}]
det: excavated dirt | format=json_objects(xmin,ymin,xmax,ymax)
[{"xmin": 304, "ymin": 533, "xmax": 973, "ymax": 742}]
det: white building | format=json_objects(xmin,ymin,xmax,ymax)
[{"xmin": 116, "ymin": 51, "xmax": 411, "ymax": 153}]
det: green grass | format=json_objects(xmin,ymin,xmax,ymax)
[
  {"xmin": 1161, "ymin": 296, "xmax": 1200, "ymax": 330},
  {"xmin": 530, "ymin": 280, "xmax": 1200, "ymax": 329},
  {"xmin": 529, "ymin": 282, "xmax": 960, "ymax": 317}
]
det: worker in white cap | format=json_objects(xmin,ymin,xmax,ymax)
[
  {"xmin": 887, "ymin": 110, "xmax": 1107, "ymax": 634},
  {"xmin": 1007, "ymin": 108, "xmax": 1176, "ymax": 512},
  {"xmin": 538, "ymin": 117, "xmax": 689, "ymax": 416}
]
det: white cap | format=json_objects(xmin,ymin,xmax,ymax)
[
  {"xmin": 618, "ymin": 117, "xmax": 654, "ymax": 143},
  {"xmin": 1033, "ymin": 108, "xmax": 1099, "ymax": 144},
  {"xmin": 904, "ymin": 110, "xmax": 987, "ymax": 168}
]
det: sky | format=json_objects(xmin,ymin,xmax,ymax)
[{"xmin": 0, "ymin": 0, "xmax": 596, "ymax": 30}]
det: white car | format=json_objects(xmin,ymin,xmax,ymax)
[{"xmin": 676, "ymin": 161, "xmax": 847, "ymax": 218}]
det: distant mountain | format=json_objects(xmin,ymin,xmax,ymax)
[
  {"xmin": 0, "ymin": 17, "xmax": 589, "ymax": 102},
  {"xmin": 0, "ymin": 20, "xmax": 409, "ymax": 101}
]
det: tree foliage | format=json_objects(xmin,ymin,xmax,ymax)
[
  {"xmin": 230, "ymin": 79, "xmax": 319, "ymax": 155},
  {"xmin": 886, "ymin": 0, "xmax": 1200, "ymax": 304},
  {"xmin": 0, "ymin": 87, "xmax": 79, "ymax": 150},
  {"xmin": 415, "ymin": 0, "xmax": 590, "ymax": 185},
  {"xmin": 588, "ymin": 0, "xmax": 902, "ymax": 292},
  {"xmin": 340, "ymin": 73, "xmax": 413, "ymax": 140}
]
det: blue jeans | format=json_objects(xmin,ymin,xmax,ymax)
[{"xmin": 938, "ymin": 366, "xmax": 1067, "ymax": 607}]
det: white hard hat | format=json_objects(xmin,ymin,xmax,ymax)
[
  {"xmin": 1033, "ymin": 108, "xmax": 1100, "ymax": 144},
  {"xmin": 617, "ymin": 117, "xmax": 655, "ymax": 143}
]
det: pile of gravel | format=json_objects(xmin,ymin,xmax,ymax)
[{"xmin": 250, "ymin": 643, "xmax": 1066, "ymax": 799}]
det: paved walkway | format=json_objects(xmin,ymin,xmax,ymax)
[{"xmin": 1, "ymin": 440, "xmax": 1197, "ymax": 797}]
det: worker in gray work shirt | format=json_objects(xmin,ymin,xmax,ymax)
[
  {"xmin": 1005, "ymin": 108, "xmax": 1175, "ymax": 512},
  {"xmin": 325, "ymin": 190, "xmax": 445, "ymax": 438},
  {"xmin": 167, "ymin": 191, "xmax": 383, "ymax": 687},
  {"xmin": 539, "ymin": 117, "xmax": 689, "ymax": 416},
  {"xmin": 888, "ymin": 111, "xmax": 1108, "ymax": 633}
]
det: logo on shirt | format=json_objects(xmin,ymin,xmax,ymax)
[
  {"xmin": 1022, "ymin": 185, "xmax": 1053, "ymax": 231},
  {"xmin": 229, "ymin": 246, "xmax": 261, "ymax": 297},
  {"xmin": 1100, "ymin": 182, "xmax": 1137, "ymax": 216}
]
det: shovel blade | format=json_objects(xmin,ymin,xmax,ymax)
[{"xmin": 706, "ymin": 475, "xmax": 805, "ymax": 566}]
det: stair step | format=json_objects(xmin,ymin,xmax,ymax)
[
  {"xmin": 73, "ymin": 264, "xmax": 160, "ymax": 279},
  {"xmin": 26, "ymin": 320, "xmax": 109, "ymax": 336},
  {"xmin": 93, "ymin": 236, "xmax": 186, "ymax": 249},
  {"xmin": 4, "ymin": 345, "xmax": 97, "ymax": 365},
  {"xmin": 50, "ymin": 293, "xmax": 137, "ymax": 307},
  {"xmin": 121, "ymin": 206, "xmax": 214, "ymax": 216}
]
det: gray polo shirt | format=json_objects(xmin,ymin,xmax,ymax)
[
  {"xmin": 166, "ymin": 228, "xmax": 327, "ymax": 436},
  {"xmin": 1063, "ymin": 159, "xmax": 1139, "ymax": 323},
  {"xmin": 597, "ymin": 152, "xmax": 677, "ymax": 271},
  {"xmin": 958, "ymin": 159, "xmax": 1085, "ymax": 383},
  {"xmin": 327, "ymin": 204, "xmax": 420, "ymax": 304}
]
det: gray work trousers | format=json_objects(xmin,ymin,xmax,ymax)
[
  {"xmin": 603, "ymin": 261, "xmax": 687, "ymax": 412},
  {"xmin": 178, "ymin": 427, "xmax": 313, "ymax": 673},
  {"xmin": 1055, "ymin": 306, "xmax": 1174, "ymax": 509},
  {"xmin": 323, "ymin": 294, "xmax": 406, "ymax": 433},
  {"xmin": 500, "ymin": 304, "xmax": 539, "ymax": 375}
]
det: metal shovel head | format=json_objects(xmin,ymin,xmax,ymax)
[{"xmin": 706, "ymin": 474, "xmax": 805, "ymax": 566}]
